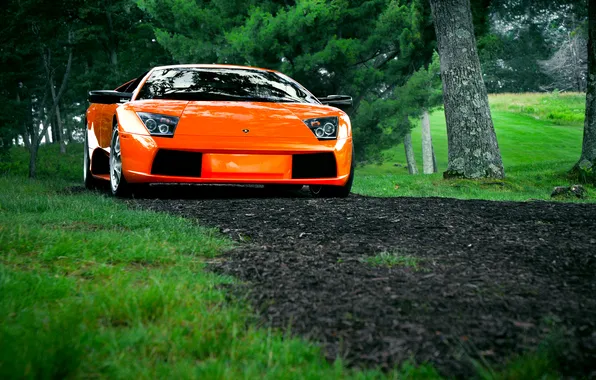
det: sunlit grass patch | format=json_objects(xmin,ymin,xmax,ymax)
[
  {"xmin": 489, "ymin": 92, "xmax": 585, "ymax": 126},
  {"xmin": 355, "ymin": 93, "xmax": 592, "ymax": 202}
]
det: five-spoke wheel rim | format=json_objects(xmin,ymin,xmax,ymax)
[{"xmin": 110, "ymin": 132, "xmax": 122, "ymax": 192}]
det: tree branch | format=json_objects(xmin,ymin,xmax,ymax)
[{"xmin": 36, "ymin": 32, "xmax": 74, "ymax": 146}]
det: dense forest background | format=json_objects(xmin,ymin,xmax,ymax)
[{"xmin": 0, "ymin": 0, "xmax": 588, "ymax": 164}]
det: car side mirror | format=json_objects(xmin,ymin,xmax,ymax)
[
  {"xmin": 318, "ymin": 95, "xmax": 353, "ymax": 110},
  {"xmin": 88, "ymin": 90, "xmax": 133, "ymax": 104}
]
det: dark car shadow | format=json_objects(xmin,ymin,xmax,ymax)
[
  {"xmin": 139, "ymin": 184, "xmax": 314, "ymax": 200},
  {"xmin": 64, "ymin": 183, "xmax": 317, "ymax": 200}
]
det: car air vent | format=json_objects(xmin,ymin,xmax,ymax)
[
  {"xmin": 151, "ymin": 150, "xmax": 203, "ymax": 177},
  {"xmin": 292, "ymin": 153, "xmax": 337, "ymax": 179}
]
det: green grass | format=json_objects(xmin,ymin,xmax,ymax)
[
  {"xmin": 0, "ymin": 177, "xmax": 441, "ymax": 379},
  {"xmin": 0, "ymin": 143, "xmax": 83, "ymax": 182},
  {"xmin": 355, "ymin": 93, "xmax": 594, "ymax": 201},
  {"xmin": 490, "ymin": 92, "xmax": 585, "ymax": 126},
  {"xmin": 361, "ymin": 252, "xmax": 422, "ymax": 270}
]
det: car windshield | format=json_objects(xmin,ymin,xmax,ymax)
[{"xmin": 136, "ymin": 67, "xmax": 319, "ymax": 104}]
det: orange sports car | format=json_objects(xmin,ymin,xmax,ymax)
[{"xmin": 84, "ymin": 64, "xmax": 354, "ymax": 197}]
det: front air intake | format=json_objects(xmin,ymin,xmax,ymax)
[
  {"xmin": 292, "ymin": 152, "xmax": 337, "ymax": 179},
  {"xmin": 151, "ymin": 150, "xmax": 203, "ymax": 177}
]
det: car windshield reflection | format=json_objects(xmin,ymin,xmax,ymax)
[{"xmin": 137, "ymin": 67, "xmax": 319, "ymax": 104}]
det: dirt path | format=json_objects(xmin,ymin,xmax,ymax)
[{"xmin": 129, "ymin": 186, "xmax": 596, "ymax": 378}]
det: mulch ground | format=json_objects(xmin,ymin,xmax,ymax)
[{"xmin": 127, "ymin": 185, "xmax": 596, "ymax": 378}]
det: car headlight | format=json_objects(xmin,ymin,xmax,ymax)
[
  {"xmin": 136, "ymin": 112, "xmax": 179, "ymax": 137},
  {"xmin": 303, "ymin": 117, "xmax": 338, "ymax": 140}
]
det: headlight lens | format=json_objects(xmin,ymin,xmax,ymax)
[
  {"xmin": 137, "ymin": 112, "xmax": 179, "ymax": 137},
  {"xmin": 303, "ymin": 117, "xmax": 338, "ymax": 140}
]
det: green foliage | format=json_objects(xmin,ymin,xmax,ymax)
[
  {"xmin": 352, "ymin": 51, "xmax": 442, "ymax": 160},
  {"xmin": 0, "ymin": 0, "xmax": 171, "ymax": 178},
  {"xmin": 479, "ymin": 0, "xmax": 587, "ymax": 93}
]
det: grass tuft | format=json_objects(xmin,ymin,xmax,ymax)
[{"xmin": 361, "ymin": 252, "xmax": 423, "ymax": 270}]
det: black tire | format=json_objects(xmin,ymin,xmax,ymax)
[
  {"xmin": 83, "ymin": 132, "xmax": 97, "ymax": 190},
  {"xmin": 310, "ymin": 148, "xmax": 354, "ymax": 198}
]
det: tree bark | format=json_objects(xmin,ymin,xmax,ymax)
[
  {"xmin": 576, "ymin": 0, "xmax": 596, "ymax": 176},
  {"xmin": 28, "ymin": 113, "xmax": 40, "ymax": 178},
  {"xmin": 49, "ymin": 78, "xmax": 66, "ymax": 154},
  {"xmin": 44, "ymin": 126, "xmax": 51, "ymax": 144},
  {"xmin": 430, "ymin": 0, "xmax": 504, "ymax": 179},
  {"xmin": 51, "ymin": 116, "xmax": 58, "ymax": 143},
  {"xmin": 404, "ymin": 132, "xmax": 418, "ymax": 174},
  {"xmin": 29, "ymin": 144, "xmax": 37, "ymax": 178},
  {"xmin": 421, "ymin": 109, "xmax": 437, "ymax": 174},
  {"xmin": 106, "ymin": 10, "xmax": 119, "ymax": 67}
]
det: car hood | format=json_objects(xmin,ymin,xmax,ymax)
[{"xmin": 171, "ymin": 101, "xmax": 341, "ymax": 137}]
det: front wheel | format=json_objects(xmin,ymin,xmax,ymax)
[{"xmin": 109, "ymin": 128, "xmax": 133, "ymax": 197}]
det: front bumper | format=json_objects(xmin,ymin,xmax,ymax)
[{"xmin": 119, "ymin": 132, "xmax": 353, "ymax": 186}]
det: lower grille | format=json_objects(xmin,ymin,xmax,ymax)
[
  {"xmin": 292, "ymin": 153, "xmax": 337, "ymax": 179},
  {"xmin": 151, "ymin": 150, "xmax": 203, "ymax": 177}
]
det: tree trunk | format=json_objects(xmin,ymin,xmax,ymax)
[
  {"xmin": 57, "ymin": 105, "xmax": 66, "ymax": 154},
  {"xmin": 65, "ymin": 122, "xmax": 73, "ymax": 143},
  {"xmin": 430, "ymin": 0, "xmax": 504, "ymax": 179},
  {"xmin": 404, "ymin": 132, "xmax": 418, "ymax": 174},
  {"xmin": 51, "ymin": 117, "xmax": 58, "ymax": 143},
  {"xmin": 421, "ymin": 109, "xmax": 436, "ymax": 174},
  {"xmin": 576, "ymin": 0, "xmax": 596, "ymax": 176},
  {"xmin": 49, "ymin": 78, "xmax": 66, "ymax": 154},
  {"xmin": 44, "ymin": 126, "xmax": 51, "ymax": 144},
  {"xmin": 106, "ymin": 11, "xmax": 119, "ymax": 67},
  {"xmin": 29, "ymin": 145, "xmax": 37, "ymax": 178},
  {"xmin": 28, "ymin": 122, "xmax": 40, "ymax": 178}
]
